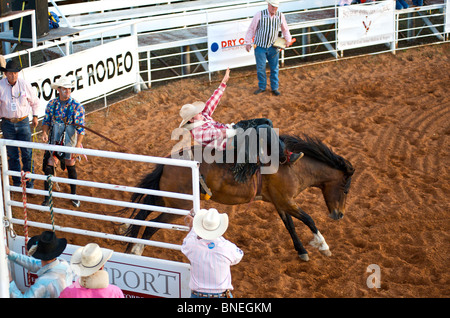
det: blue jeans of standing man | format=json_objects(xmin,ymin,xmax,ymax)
[
  {"xmin": 1, "ymin": 118, "xmax": 34, "ymax": 188},
  {"xmin": 254, "ymin": 46, "xmax": 279, "ymax": 91}
]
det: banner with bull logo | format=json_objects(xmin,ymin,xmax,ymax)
[{"xmin": 337, "ymin": 1, "xmax": 395, "ymax": 51}]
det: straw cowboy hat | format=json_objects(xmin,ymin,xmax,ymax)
[
  {"xmin": 0, "ymin": 60, "xmax": 22, "ymax": 73},
  {"xmin": 267, "ymin": 0, "xmax": 279, "ymax": 7},
  {"xmin": 179, "ymin": 101, "xmax": 206, "ymax": 128},
  {"xmin": 26, "ymin": 231, "xmax": 67, "ymax": 261},
  {"xmin": 193, "ymin": 208, "xmax": 229, "ymax": 240},
  {"xmin": 51, "ymin": 76, "xmax": 76, "ymax": 89},
  {"xmin": 70, "ymin": 243, "xmax": 113, "ymax": 277}
]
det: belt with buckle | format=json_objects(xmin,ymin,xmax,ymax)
[
  {"xmin": 192, "ymin": 290, "xmax": 230, "ymax": 298},
  {"xmin": 2, "ymin": 116, "xmax": 28, "ymax": 123}
]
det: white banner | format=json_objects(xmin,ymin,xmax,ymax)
[
  {"xmin": 337, "ymin": 1, "xmax": 395, "ymax": 51},
  {"xmin": 208, "ymin": 20, "xmax": 255, "ymax": 72},
  {"xmin": 20, "ymin": 36, "xmax": 138, "ymax": 118},
  {"xmin": 9, "ymin": 237, "xmax": 191, "ymax": 298}
]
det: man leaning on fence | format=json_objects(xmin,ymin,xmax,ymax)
[
  {"xmin": 6, "ymin": 230, "xmax": 73, "ymax": 298},
  {"xmin": 0, "ymin": 60, "xmax": 40, "ymax": 189}
]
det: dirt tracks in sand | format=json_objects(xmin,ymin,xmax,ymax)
[{"xmin": 19, "ymin": 43, "xmax": 449, "ymax": 298}]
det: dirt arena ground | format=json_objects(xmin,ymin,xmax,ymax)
[{"xmin": 18, "ymin": 43, "xmax": 449, "ymax": 298}]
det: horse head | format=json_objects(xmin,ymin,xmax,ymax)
[
  {"xmin": 282, "ymin": 134, "xmax": 355, "ymax": 221},
  {"xmin": 322, "ymin": 162, "xmax": 354, "ymax": 220}
]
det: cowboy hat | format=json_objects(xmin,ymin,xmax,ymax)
[
  {"xmin": 51, "ymin": 76, "xmax": 75, "ymax": 89},
  {"xmin": 26, "ymin": 231, "xmax": 67, "ymax": 261},
  {"xmin": 266, "ymin": 0, "xmax": 279, "ymax": 7},
  {"xmin": 0, "ymin": 60, "xmax": 22, "ymax": 73},
  {"xmin": 70, "ymin": 243, "xmax": 113, "ymax": 277},
  {"xmin": 193, "ymin": 208, "xmax": 229, "ymax": 240},
  {"xmin": 179, "ymin": 101, "xmax": 206, "ymax": 128}
]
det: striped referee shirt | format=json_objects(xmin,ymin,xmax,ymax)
[{"xmin": 245, "ymin": 9, "xmax": 292, "ymax": 48}]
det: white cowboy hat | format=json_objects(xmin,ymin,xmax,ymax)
[
  {"xmin": 51, "ymin": 76, "xmax": 76, "ymax": 89},
  {"xmin": 193, "ymin": 208, "xmax": 229, "ymax": 240},
  {"xmin": 70, "ymin": 243, "xmax": 113, "ymax": 277},
  {"xmin": 179, "ymin": 101, "xmax": 205, "ymax": 128},
  {"xmin": 267, "ymin": 0, "xmax": 279, "ymax": 7}
]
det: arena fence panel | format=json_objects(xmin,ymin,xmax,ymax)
[{"xmin": 0, "ymin": 139, "xmax": 200, "ymax": 298}]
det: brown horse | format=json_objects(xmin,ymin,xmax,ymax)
[{"xmin": 124, "ymin": 134, "xmax": 354, "ymax": 261}]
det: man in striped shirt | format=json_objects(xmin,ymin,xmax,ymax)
[
  {"xmin": 245, "ymin": 0, "xmax": 292, "ymax": 96},
  {"xmin": 6, "ymin": 231, "xmax": 73, "ymax": 298}
]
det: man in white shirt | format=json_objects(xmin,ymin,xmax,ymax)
[
  {"xmin": 0, "ymin": 60, "xmax": 40, "ymax": 188},
  {"xmin": 181, "ymin": 208, "xmax": 244, "ymax": 298}
]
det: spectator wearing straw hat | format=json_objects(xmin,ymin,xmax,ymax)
[
  {"xmin": 41, "ymin": 76, "xmax": 85, "ymax": 208},
  {"xmin": 5, "ymin": 230, "xmax": 73, "ymax": 298},
  {"xmin": 181, "ymin": 208, "xmax": 244, "ymax": 298},
  {"xmin": 59, "ymin": 243, "xmax": 124, "ymax": 298},
  {"xmin": 244, "ymin": 0, "xmax": 292, "ymax": 96},
  {"xmin": 0, "ymin": 60, "xmax": 40, "ymax": 189}
]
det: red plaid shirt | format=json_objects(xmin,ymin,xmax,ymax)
[{"xmin": 190, "ymin": 82, "xmax": 229, "ymax": 150}]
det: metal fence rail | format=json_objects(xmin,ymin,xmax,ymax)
[{"xmin": 0, "ymin": 139, "xmax": 200, "ymax": 252}]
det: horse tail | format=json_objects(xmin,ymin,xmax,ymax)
[
  {"xmin": 125, "ymin": 164, "xmax": 165, "ymax": 238},
  {"xmin": 131, "ymin": 163, "xmax": 164, "ymax": 204}
]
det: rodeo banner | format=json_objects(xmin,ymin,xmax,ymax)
[
  {"xmin": 20, "ymin": 36, "xmax": 138, "ymax": 118},
  {"xmin": 208, "ymin": 19, "xmax": 255, "ymax": 72},
  {"xmin": 337, "ymin": 0, "xmax": 395, "ymax": 51}
]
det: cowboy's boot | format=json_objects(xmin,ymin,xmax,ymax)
[{"xmin": 284, "ymin": 150, "xmax": 304, "ymax": 164}]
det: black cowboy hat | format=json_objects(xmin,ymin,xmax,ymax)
[
  {"xmin": 0, "ymin": 60, "xmax": 22, "ymax": 73},
  {"xmin": 26, "ymin": 231, "xmax": 67, "ymax": 261}
]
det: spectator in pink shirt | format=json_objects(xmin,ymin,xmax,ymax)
[{"xmin": 59, "ymin": 243, "xmax": 124, "ymax": 298}]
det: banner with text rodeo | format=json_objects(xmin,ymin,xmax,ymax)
[
  {"xmin": 21, "ymin": 36, "xmax": 138, "ymax": 117},
  {"xmin": 208, "ymin": 20, "xmax": 255, "ymax": 72},
  {"xmin": 337, "ymin": 1, "xmax": 395, "ymax": 51}
]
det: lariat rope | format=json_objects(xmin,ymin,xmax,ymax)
[
  {"xmin": 46, "ymin": 175, "xmax": 56, "ymax": 232},
  {"xmin": 20, "ymin": 171, "xmax": 29, "ymax": 250}
]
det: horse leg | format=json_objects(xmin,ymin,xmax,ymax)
[
  {"xmin": 294, "ymin": 207, "xmax": 331, "ymax": 257},
  {"xmin": 129, "ymin": 212, "xmax": 180, "ymax": 256},
  {"xmin": 124, "ymin": 208, "xmax": 152, "ymax": 254},
  {"xmin": 278, "ymin": 211, "xmax": 310, "ymax": 261}
]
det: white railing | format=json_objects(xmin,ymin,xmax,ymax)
[
  {"xmin": 0, "ymin": 139, "xmax": 200, "ymax": 251},
  {"xmin": 2, "ymin": 1, "xmax": 448, "ymax": 104}
]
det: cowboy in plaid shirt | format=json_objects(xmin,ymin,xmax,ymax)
[{"xmin": 178, "ymin": 68, "xmax": 303, "ymax": 165}]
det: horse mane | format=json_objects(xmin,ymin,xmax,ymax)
[{"xmin": 281, "ymin": 134, "xmax": 354, "ymax": 176}]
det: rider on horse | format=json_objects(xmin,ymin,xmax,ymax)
[{"xmin": 178, "ymin": 68, "xmax": 303, "ymax": 174}]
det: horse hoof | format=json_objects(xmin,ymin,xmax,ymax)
[
  {"xmin": 299, "ymin": 254, "xmax": 309, "ymax": 262},
  {"xmin": 320, "ymin": 249, "xmax": 332, "ymax": 257},
  {"xmin": 130, "ymin": 243, "xmax": 145, "ymax": 256}
]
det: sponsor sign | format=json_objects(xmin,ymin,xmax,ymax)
[
  {"xmin": 208, "ymin": 20, "xmax": 255, "ymax": 72},
  {"xmin": 337, "ymin": 1, "xmax": 395, "ymax": 51},
  {"xmin": 9, "ymin": 237, "xmax": 191, "ymax": 298},
  {"xmin": 20, "ymin": 36, "xmax": 138, "ymax": 117}
]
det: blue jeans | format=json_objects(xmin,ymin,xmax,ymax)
[
  {"xmin": 396, "ymin": 0, "xmax": 409, "ymax": 9},
  {"xmin": 254, "ymin": 46, "xmax": 279, "ymax": 91},
  {"xmin": 1, "ymin": 118, "xmax": 34, "ymax": 187},
  {"xmin": 412, "ymin": 0, "xmax": 423, "ymax": 5}
]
